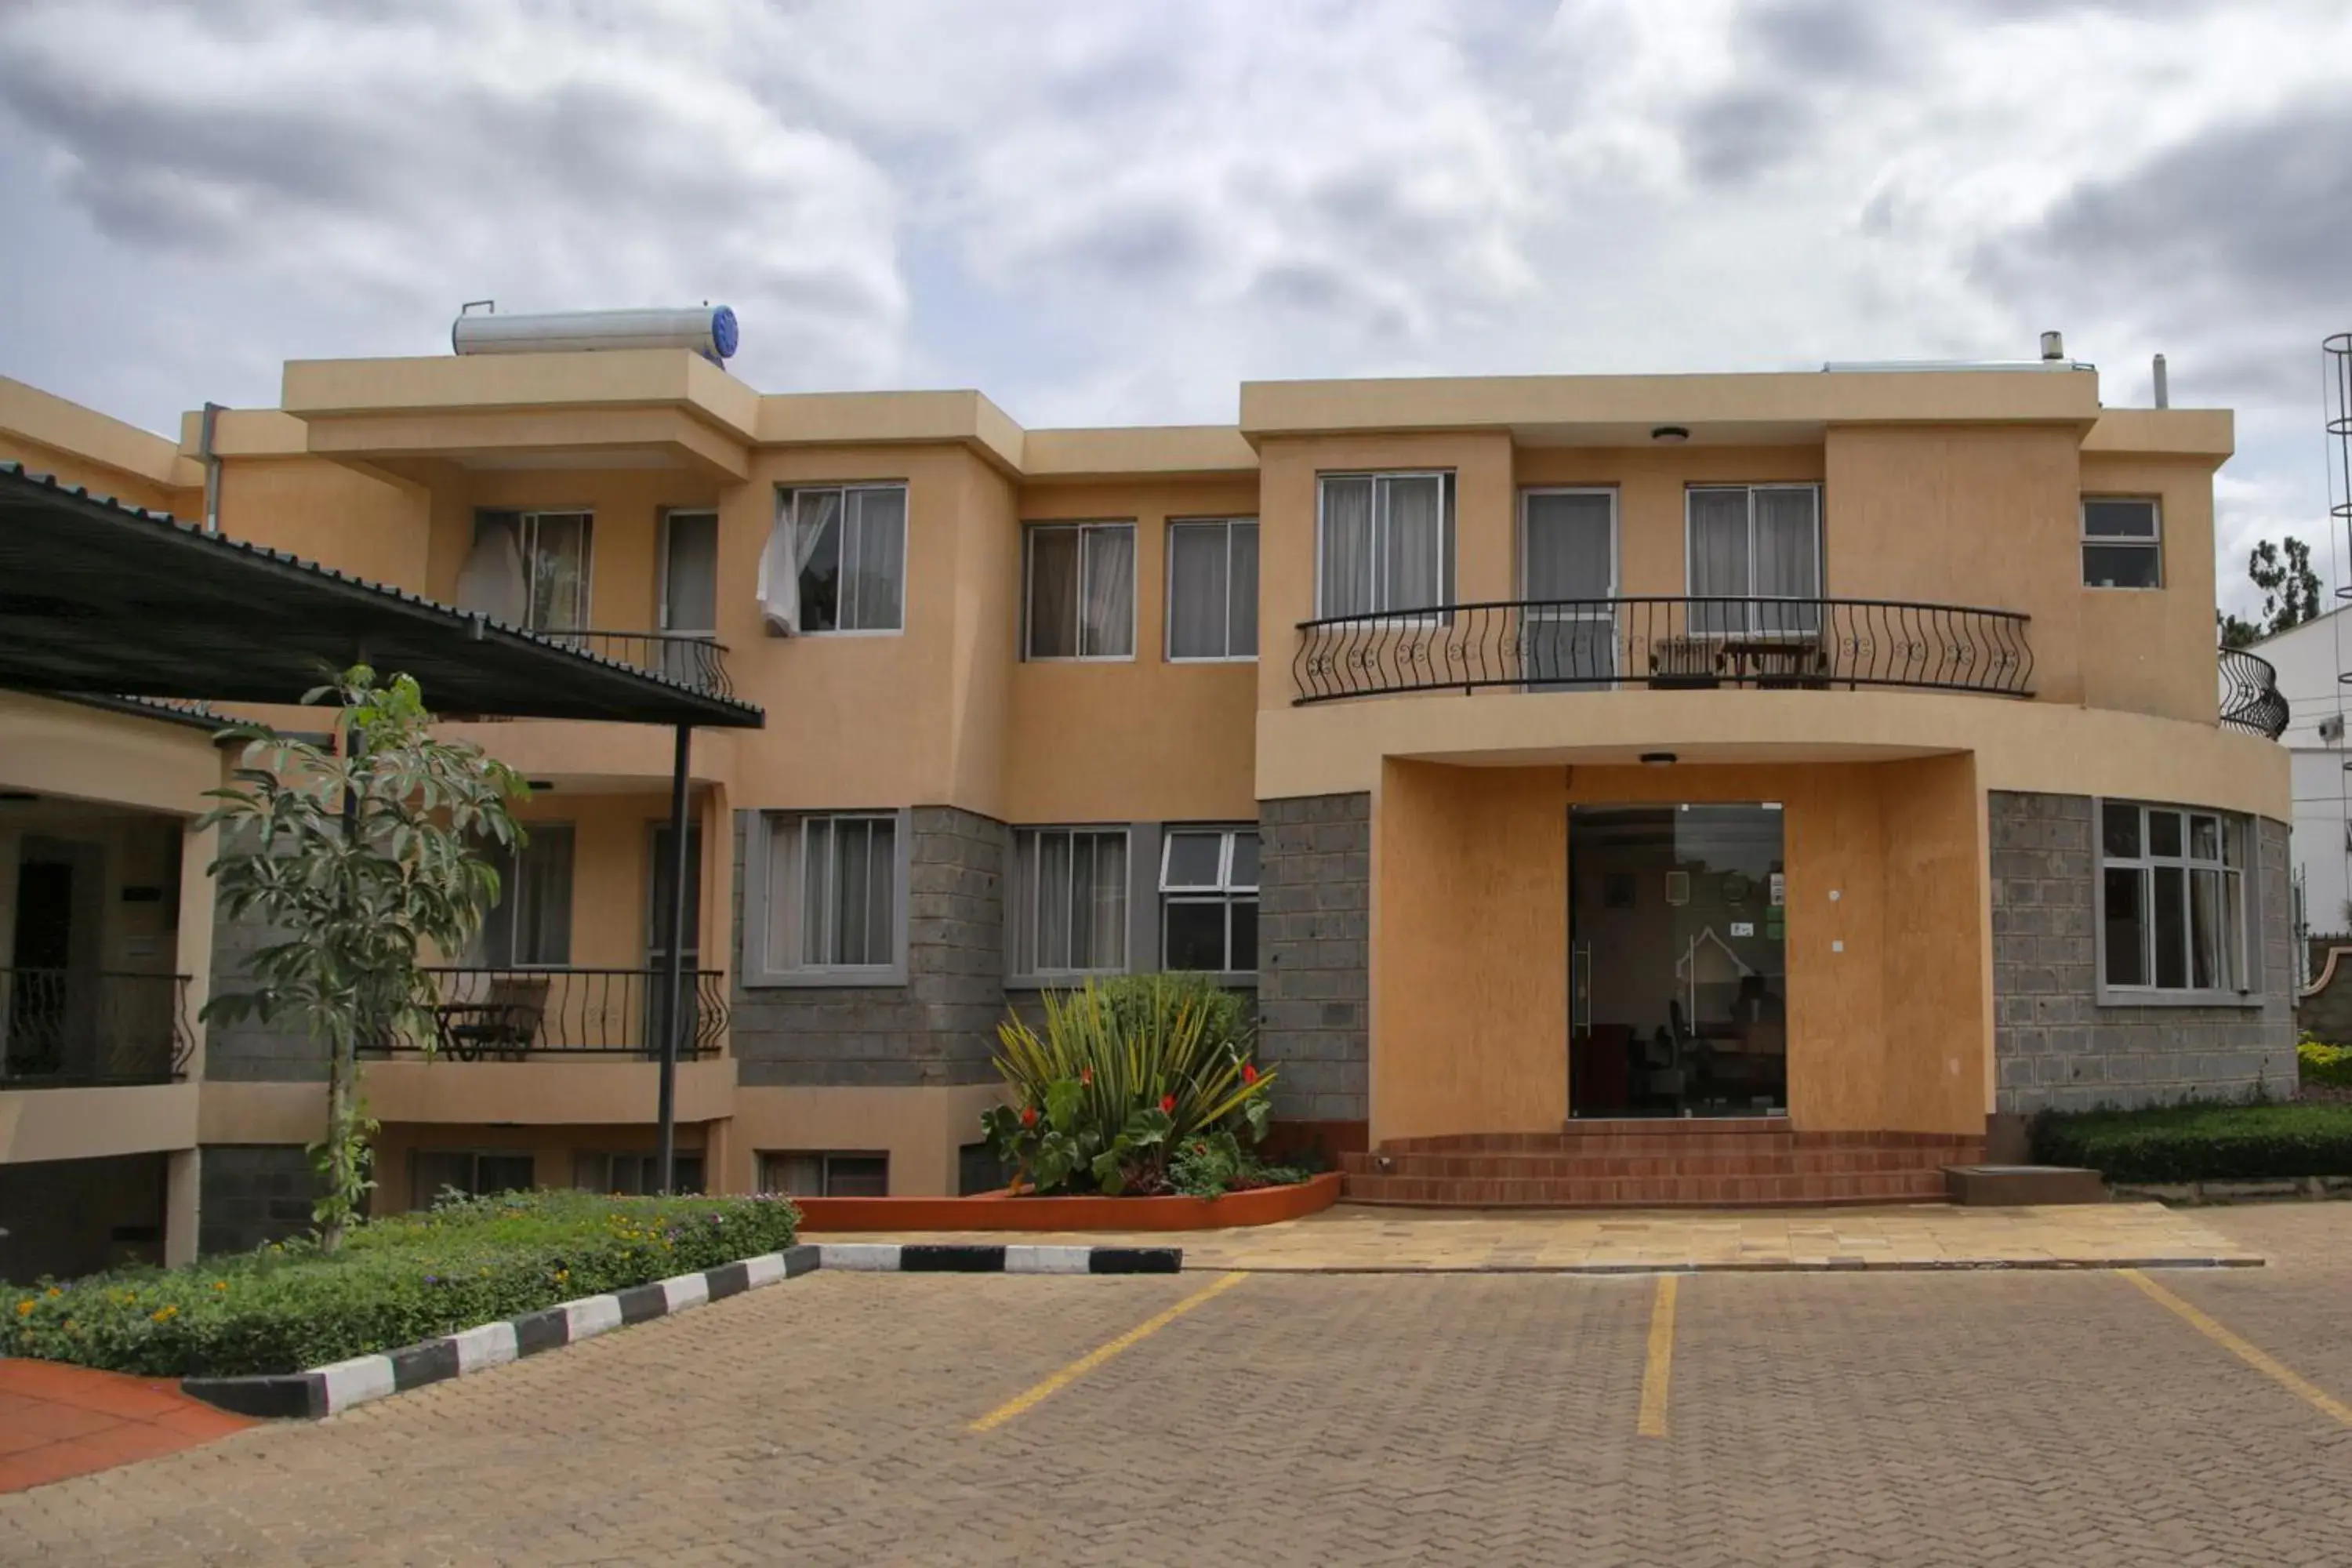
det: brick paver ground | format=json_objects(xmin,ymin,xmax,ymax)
[{"xmin": 4, "ymin": 1204, "xmax": 2350, "ymax": 1565}]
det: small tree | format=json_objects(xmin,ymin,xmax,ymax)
[{"xmin": 198, "ymin": 668, "xmax": 527, "ymax": 1250}]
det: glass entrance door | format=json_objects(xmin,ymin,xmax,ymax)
[{"xmin": 1568, "ymin": 803, "xmax": 1787, "ymax": 1118}]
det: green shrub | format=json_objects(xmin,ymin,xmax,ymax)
[
  {"xmin": 1167, "ymin": 1129, "xmax": 1306, "ymax": 1199},
  {"xmin": 982, "ymin": 973, "xmax": 1281, "ymax": 1195},
  {"xmin": 2302, "ymin": 1035, "xmax": 2352, "ymax": 1088},
  {"xmin": 2032, "ymin": 1100, "xmax": 2352, "ymax": 1183},
  {"xmin": 2, "ymin": 1189, "xmax": 798, "ymax": 1380}
]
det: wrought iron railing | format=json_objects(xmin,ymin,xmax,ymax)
[
  {"xmin": 358, "ymin": 967, "xmax": 728, "ymax": 1061},
  {"xmin": 0, "ymin": 970, "xmax": 191, "ymax": 1087},
  {"xmin": 1292, "ymin": 597, "xmax": 2035, "ymax": 704},
  {"xmin": 2219, "ymin": 646, "xmax": 2289, "ymax": 740},
  {"xmin": 539, "ymin": 630, "xmax": 731, "ymax": 698}
]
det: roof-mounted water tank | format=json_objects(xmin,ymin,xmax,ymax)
[{"xmin": 450, "ymin": 303, "xmax": 739, "ymax": 365}]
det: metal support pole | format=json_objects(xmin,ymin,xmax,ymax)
[{"xmin": 656, "ymin": 724, "xmax": 692, "ymax": 1194}]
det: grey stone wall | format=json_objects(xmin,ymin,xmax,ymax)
[
  {"xmin": 1255, "ymin": 793, "xmax": 1370, "ymax": 1122},
  {"xmin": 731, "ymin": 806, "xmax": 1006, "ymax": 1087},
  {"xmin": 1991, "ymin": 792, "xmax": 2296, "ymax": 1113},
  {"xmin": 202, "ymin": 902, "xmax": 328, "ymax": 1082},
  {"xmin": 198, "ymin": 1145, "xmax": 322, "ymax": 1256}
]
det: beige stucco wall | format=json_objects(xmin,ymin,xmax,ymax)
[
  {"xmin": 0, "ymin": 1083, "xmax": 198, "ymax": 1164},
  {"xmin": 724, "ymin": 1083, "xmax": 1004, "ymax": 1197}
]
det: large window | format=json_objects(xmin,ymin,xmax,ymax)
[
  {"xmin": 1686, "ymin": 485, "xmax": 1821, "ymax": 634},
  {"xmin": 1160, "ymin": 827, "xmax": 1259, "ymax": 973},
  {"xmin": 412, "ymin": 1149, "xmax": 535, "ymax": 1210},
  {"xmin": 573, "ymin": 1152, "xmax": 703, "ymax": 1196},
  {"xmin": 759, "ymin": 813, "xmax": 901, "ymax": 975},
  {"xmin": 477, "ymin": 824, "xmax": 575, "ymax": 967},
  {"xmin": 773, "ymin": 484, "xmax": 908, "ymax": 633},
  {"xmin": 1167, "ymin": 520, "xmax": 1259, "ymax": 660},
  {"xmin": 1012, "ymin": 827, "xmax": 1129, "ymax": 975},
  {"xmin": 2099, "ymin": 800, "xmax": 2250, "ymax": 997},
  {"xmin": 2082, "ymin": 498, "xmax": 2161, "ymax": 589},
  {"xmin": 1317, "ymin": 472, "xmax": 1454, "ymax": 618},
  {"xmin": 1025, "ymin": 522, "xmax": 1136, "ymax": 659},
  {"xmin": 460, "ymin": 510, "xmax": 594, "ymax": 631},
  {"xmin": 759, "ymin": 1151, "xmax": 889, "ymax": 1197}
]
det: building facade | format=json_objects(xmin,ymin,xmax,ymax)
[{"xmin": 0, "ymin": 344, "xmax": 2296, "ymax": 1266}]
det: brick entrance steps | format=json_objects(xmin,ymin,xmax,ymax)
[{"xmin": 1339, "ymin": 1120, "xmax": 1984, "ymax": 1207}]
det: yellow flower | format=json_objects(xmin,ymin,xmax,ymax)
[
  {"xmin": 212, "ymin": 1281, "xmax": 229, "ymax": 1292},
  {"xmin": 14, "ymin": 1299, "xmax": 32, "ymax": 1317},
  {"xmin": 151, "ymin": 1305, "xmax": 179, "ymax": 1323},
  {"xmin": 44, "ymin": 1286, "xmax": 62, "ymax": 1298}
]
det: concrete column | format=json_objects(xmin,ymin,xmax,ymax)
[{"xmin": 165, "ymin": 1145, "xmax": 201, "ymax": 1267}]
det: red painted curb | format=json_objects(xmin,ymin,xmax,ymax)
[{"xmin": 794, "ymin": 1171, "xmax": 1343, "ymax": 1232}]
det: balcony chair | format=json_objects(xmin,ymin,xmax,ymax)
[
  {"xmin": 434, "ymin": 975, "xmax": 550, "ymax": 1062},
  {"xmin": 1647, "ymin": 637, "xmax": 1725, "ymax": 690}
]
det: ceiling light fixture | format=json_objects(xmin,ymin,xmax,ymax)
[
  {"xmin": 1640, "ymin": 751, "xmax": 1677, "ymax": 767},
  {"xmin": 1650, "ymin": 425, "xmax": 1690, "ymax": 444}
]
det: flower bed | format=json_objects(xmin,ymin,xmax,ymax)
[
  {"xmin": 2033, "ymin": 1100, "xmax": 2352, "ymax": 1184},
  {"xmin": 3, "ymin": 1189, "xmax": 800, "ymax": 1380},
  {"xmin": 794, "ymin": 1171, "xmax": 1344, "ymax": 1232}
]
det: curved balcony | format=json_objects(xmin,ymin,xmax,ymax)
[
  {"xmin": 538, "ymin": 630, "xmax": 731, "ymax": 699},
  {"xmin": 2218, "ymin": 646, "xmax": 2289, "ymax": 740},
  {"xmin": 1293, "ymin": 597, "xmax": 2034, "ymax": 705},
  {"xmin": 1, "ymin": 969, "xmax": 192, "ymax": 1087},
  {"xmin": 358, "ymin": 967, "xmax": 728, "ymax": 1062}
]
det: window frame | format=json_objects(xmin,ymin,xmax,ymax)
[
  {"xmin": 411, "ymin": 1148, "xmax": 536, "ymax": 1210},
  {"xmin": 1313, "ymin": 470, "xmax": 1457, "ymax": 622},
  {"xmin": 740, "ymin": 808, "xmax": 913, "ymax": 988},
  {"xmin": 656, "ymin": 508, "xmax": 720, "ymax": 638},
  {"xmin": 1164, "ymin": 517, "xmax": 1261, "ymax": 663},
  {"xmin": 2092, "ymin": 797, "xmax": 2259, "ymax": 1007},
  {"xmin": 757, "ymin": 1149, "xmax": 891, "ymax": 1198},
  {"xmin": 775, "ymin": 482, "xmax": 910, "ymax": 637},
  {"xmin": 1022, "ymin": 520, "xmax": 1138, "ymax": 662},
  {"xmin": 1682, "ymin": 483, "xmax": 1824, "ymax": 636},
  {"xmin": 1157, "ymin": 825, "xmax": 1260, "ymax": 977},
  {"xmin": 2081, "ymin": 496, "xmax": 2164, "ymax": 590},
  {"xmin": 572, "ymin": 1151, "xmax": 706, "ymax": 1196},
  {"xmin": 1007, "ymin": 824, "xmax": 1138, "ymax": 981}
]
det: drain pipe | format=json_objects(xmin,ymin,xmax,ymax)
[{"xmin": 198, "ymin": 401, "xmax": 225, "ymax": 533}]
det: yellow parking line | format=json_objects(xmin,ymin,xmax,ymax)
[
  {"xmin": 968, "ymin": 1272, "xmax": 1249, "ymax": 1433},
  {"xmin": 2122, "ymin": 1269, "xmax": 2352, "ymax": 1428},
  {"xmin": 1637, "ymin": 1274, "xmax": 1679, "ymax": 1439}
]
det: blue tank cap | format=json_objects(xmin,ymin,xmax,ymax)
[{"xmin": 710, "ymin": 306, "xmax": 740, "ymax": 360}]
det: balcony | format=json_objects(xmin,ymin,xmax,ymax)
[
  {"xmin": 2218, "ymin": 647, "xmax": 2289, "ymax": 741},
  {"xmin": 1293, "ymin": 597, "xmax": 2035, "ymax": 705},
  {"xmin": 358, "ymin": 967, "xmax": 728, "ymax": 1062},
  {"xmin": 536, "ymin": 631, "xmax": 732, "ymax": 699},
  {"xmin": 0, "ymin": 970, "xmax": 192, "ymax": 1088}
]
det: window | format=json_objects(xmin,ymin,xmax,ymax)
[
  {"xmin": 1522, "ymin": 488, "xmax": 1618, "ymax": 687},
  {"xmin": 660, "ymin": 511, "xmax": 719, "ymax": 636},
  {"xmin": 764, "ymin": 484, "xmax": 908, "ymax": 633},
  {"xmin": 2083, "ymin": 499, "xmax": 2161, "ymax": 589},
  {"xmin": 1167, "ymin": 520, "xmax": 1259, "ymax": 660},
  {"xmin": 758, "ymin": 1151, "xmax": 889, "ymax": 1197},
  {"xmin": 758, "ymin": 814, "xmax": 901, "ymax": 975},
  {"xmin": 1160, "ymin": 827, "xmax": 1259, "ymax": 973},
  {"xmin": 460, "ymin": 510, "xmax": 594, "ymax": 631},
  {"xmin": 1686, "ymin": 485, "xmax": 1821, "ymax": 634},
  {"xmin": 412, "ymin": 1149, "xmax": 535, "ymax": 1210},
  {"xmin": 477, "ymin": 824, "xmax": 575, "ymax": 967},
  {"xmin": 1317, "ymin": 473, "xmax": 1454, "ymax": 617},
  {"xmin": 1012, "ymin": 828, "xmax": 1129, "ymax": 974},
  {"xmin": 2099, "ymin": 800, "xmax": 2250, "ymax": 998},
  {"xmin": 572, "ymin": 1152, "xmax": 703, "ymax": 1195},
  {"xmin": 1025, "ymin": 522, "xmax": 1136, "ymax": 659}
]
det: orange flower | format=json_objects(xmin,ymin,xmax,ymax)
[
  {"xmin": 1241, "ymin": 1062, "xmax": 1258, "ymax": 1085},
  {"xmin": 1080, "ymin": 1068, "xmax": 1093, "ymax": 1086},
  {"xmin": 1020, "ymin": 1105, "xmax": 1039, "ymax": 1127},
  {"xmin": 1160, "ymin": 1094, "xmax": 1177, "ymax": 1114}
]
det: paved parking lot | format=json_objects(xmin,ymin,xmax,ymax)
[{"xmin": 2, "ymin": 1203, "xmax": 2349, "ymax": 1566}]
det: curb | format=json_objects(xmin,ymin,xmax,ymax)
[{"xmin": 180, "ymin": 1240, "xmax": 1179, "ymax": 1420}]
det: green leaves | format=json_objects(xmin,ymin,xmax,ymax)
[{"xmin": 195, "ymin": 666, "xmax": 529, "ymax": 1250}]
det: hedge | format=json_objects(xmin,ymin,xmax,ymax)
[
  {"xmin": 2032, "ymin": 1101, "xmax": 2352, "ymax": 1185},
  {"xmin": 2, "ymin": 1189, "xmax": 800, "ymax": 1380},
  {"xmin": 2303, "ymin": 1037, "xmax": 2352, "ymax": 1089}
]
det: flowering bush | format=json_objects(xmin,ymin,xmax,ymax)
[
  {"xmin": 2301, "ymin": 1035, "xmax": 2352, "ymax": 1090},
  {"xmin": 2, "ymin": 1189, "xmax": 799, "ymax": 1379},
  {"xmin": 982, "ymin": 973, "xmax": 1284, "ymax": 1195}
]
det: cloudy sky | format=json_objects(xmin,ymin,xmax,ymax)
[{"xmin": 2, "ymin": 0, "xmax": 2347, "ymax": 617}]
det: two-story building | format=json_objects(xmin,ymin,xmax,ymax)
[{"xmin": 0, "ymin": 334, "xmax": 2295, "ymax": 1261}]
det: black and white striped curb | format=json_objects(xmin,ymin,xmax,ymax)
[{"xmin": 183, "ymin": 1241, "xmax": 1180, "ymax": 1420}]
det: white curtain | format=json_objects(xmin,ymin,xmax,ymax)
[
  {"xmin": 847, "ymin": 488, "xmax": 906, "ymax": 631},
  {"xmin": 1168, "ymin": 523, "xmax": 1230, "ymax": 658},
  {"xmin": 662, "ymin": 514, "xmax": 719, "ymax": 633},
  {"xmin": 1319, "ymin": 477, "xmax": 1375, "ymax": 616},
  {"xmin": 756, "ymin": 489, "xmax": 841, "ymax": 635},
  {"xmin": 456, "ymin": 512, "xmax": 528, "ymax": 625},
  {"xmin": 1229, "ymin": 522, "xmax": 1259, "ymax": 655},
  {"xmin": 800, "ymin": 817, "xmax": 834, "ymax": 966},
  {"xmin": 1026, "ymin": 528, "xmax": 1081, "ymax": 657},
  {"xmin": 1036, "ymin": 832, "xmax": 1071, "ymax": 968},
  {"xmin": 1078, "ymin": 832, "xmax": 1127, "ymax": 968},
  {"xmin": 1687, "ymin": 488, "xmax": 1751, "ymax": 634},
  {"xmin": 1080, "ymin": 524, "xmax": 1135, "ymax": 656},
  {"xmin": 1753, "ymin": 487, "xmax": 1821, "ymax": 633},
  {"xmin": 528, "ymin": 514, "xmax": 593, "ymax": 632},
  {"xmin": 1380, "ymin": 474, "xmax": 1445, "ymax": 612},
  {"xmin": 1523, "ymin": 492, "xmax": 1613, "ymax": 600}
]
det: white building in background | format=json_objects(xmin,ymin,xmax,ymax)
[{"xmin": 2249, "ymin": 608, "xmax": 2352, "ymax": 954}]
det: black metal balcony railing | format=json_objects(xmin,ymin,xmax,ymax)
[
  {"xmin": 358, "ymin": 967, "xmax": 728, "ymax": 1061},
  {"xmin": 0, "ymin": 970, "xmax": 192, "ymax": 1088},
  {"xmin": 2219, "ymin": 646, "xmax": 2289, "ymax": 740},
  {"xmin": 539, "ymin": 630, "xmax": 731, "ymax": 699},
  {"xmin": 1292, "ymin": 597, "xmax": 2035, "ymax": 705}
]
